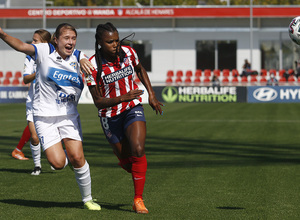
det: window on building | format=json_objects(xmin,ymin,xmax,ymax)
[
  {"xmin": 218, "ymin": 40, "xmax": 237, "ymax": 70},
  {"xmin": 282, "ymin": 40, "xmax": 300, "ymax": 70},
  {"xmin": 196, "ymin": 40, "xmax": 236, "ymax": 70},
  {"xmin": 123, "ymin": 40, "xmax": 152, "ymax": 72},
  {"xmin": 260, "ymin": 41, "xmax": 279, "ymax": 70},
  {"xmin": 196, "ymin": 40, "xmax": 215, "ymax": 70},
  {"xmin": 261, "ymin": 40, "xmax": 300, "ymax": 70}
]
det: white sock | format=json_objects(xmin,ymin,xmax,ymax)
[
  {"xmin": 63, "ymin": 150, "xmax": 69, "ymax": 168},
  {"xmin": 73, "ymin": 160, "xmax": 92, "ymax": 203},
  {"xmin": 30, "ymin": 143, "xmax": 41, "ymax": 168}
]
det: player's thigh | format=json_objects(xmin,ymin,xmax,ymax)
[
  {"xmin": 44, "ymin": 142, "xmax": 66, "ymax": 169},
  {"xmin": 64, "ymin": 138, "xmax": 85, "ymax": 168},
  {"xmin": 125, "ymin": 121, "xmax": 146, "ymax": 156}
]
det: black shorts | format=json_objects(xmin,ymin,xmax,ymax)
[{"xmin": 100, "ymin": 105, "xmax": 146, "ymax": 144}]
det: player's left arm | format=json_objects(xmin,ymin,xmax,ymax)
[
  {"xmin": 134, "ymin": 63, "xmax": 163, "ymax": 115},
  {"xmin": 23, "ymin": 73, "xmax": 36, "ymax": 84}
]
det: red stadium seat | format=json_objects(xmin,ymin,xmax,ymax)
[
  {"xmin": 166, "ymin": 77, "xmax": 173, "ymax": 84},
  {"xmin": 175, "ymin": 77, "xmax": 182, "ymax": 83},
  {"xmin": 203, "ymin": 77, "xmax": 210, "ymax": 82},
  {"xmin": 260, "ymin": 76, "xmax": 267, "ymax": 83},
  {"xmin": 288, "ymin": 69, "xmax": 295, "ymax": 75},
  {"xmin": 167, "ymin": 70, "xmax": 174, "ymax": 77},
  {"xmin": 12, "ymin": 78, "xmax": 20, "ymax": 85},
  {"xmin": 2, "ymin": 78, "xmax": 10, "ymax": 85},
  {"xmin": 231, "ymin": 76, "xmax": 239, "ymax": 83},
  {"xmin": 231, "ymin": 69, "xmax": 239, "ymax": 77},
  {"xmin": 15, "ymin": 71, "xmax": 22, "ymax": 78},
  {"xmin": 222, "ymin": 69, "xmax": 230, "ymax": 77},
  {"xmin": 213, "ymin": 69, "xmax": 220, "ymax": 76},
  {"xmin": 184, "ymin": 77, "xmax": 192, "ymax": 84},
  {"xmin": 222, "ymin": 77, "xmax": 229, "ymax": 83},
  {"xmin": 194, "ymin": 77, "xmax": 201, "ymax": 84},
  {"xmin": 279, "ymin": 69, "xmax": 286, "ymax": 77},
  {"xmin": 288, "ymin": 76, "xmax": 295, "ymax": 82},
  {"xmin": 176, "ymin": 70, "xmax": 183, "ymax": 78},
  {"xmin": 241, "ymin": 76, "xmax": 248, "ymax": 82},
  {"xmin": 0, "ymin": 71, "xmax": 3, "ymax": 78},
  {"xmin": 185, "ymin": 70, "xmax": 193, "ymax": 77},
  {"xmin": 204, "ymin": 69, "xmax": 211, "ymax": 77},
  {"xmin": 195, "ymin": 69, "xmax": 202, "ymax": 77},
  {"xmin": 250, "ymin": 75, "xmax": 257, "ymax": 82},
  {"xmin": 279, "ymin": 76, "xmax": 286, "ymax": 82},
  {"xmin": 260, "ymin": 69, "xmax": 267, "ymax": 76},
  {"xmin": 5, "ymin": 71, "xmax": 12, "ymax": 78}
]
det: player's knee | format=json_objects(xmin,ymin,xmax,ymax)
[
  {"xmin": 49, "ymin": 160, "xmax": 65, "ymax": 170},
  {"xmin": 132, "ymin": 145, "xmax": 145, "ymax": 157},
  {"xmin": 31, "ymin": 134, "xmax": 40, "ymax": 145},
  {"xmin": 68, "ymin": 154, "xmax": 84, "ymax": 167}
]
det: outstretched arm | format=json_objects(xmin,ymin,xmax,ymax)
[
  {"xmin": 88, "ymin": 86, "xmax": 143, "ymax": 110},
  {"xmin": 135, "ymin": 63, "xmax": 163, "ymax": 115},
  {"xmin": 0, "ymin": 27, "xmax": 35, "ymax": 57}
]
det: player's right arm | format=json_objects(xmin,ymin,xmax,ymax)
[
  {"xmin": 0, "ymin": 27, "xmax": 35, "ymax": 57},
  {"xmin": 88, "ymin": 85, "xmax": 143, "ymax": 110}
]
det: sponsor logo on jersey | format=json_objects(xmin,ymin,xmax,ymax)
[
  {"xmin": 56, "ymin": 56, "xmax": 62, "ymax": 62},
  {"xmin": 124, "ymin": 57, "xmax": 130, "ymax": 65},
  {"xmin": 48, "ymin": 67, "xmax": 83, "ymax": 89},
  {"xmin": 103, "ymin": 65, "xmax": 133, "ymax": 84},
  {"xmin": 70, "ymin": 62, "xmax": 77, "ymax": 70},
  {"xmin": 56, "ymin": 91, "xmax": 76, "ymax": 104}
]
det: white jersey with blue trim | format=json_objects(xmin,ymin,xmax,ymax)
[
  {"xmin": 32, "ymin": 43, "xmax": 84, "ymax": 116},
  {"xmin": 23, "ymin": 55, "xmax": 36, "ymax": 116}
]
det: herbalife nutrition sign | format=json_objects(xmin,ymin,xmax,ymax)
[{"xmin": 153, "ymin": 86, "xmax": 247, "ymax": 103}]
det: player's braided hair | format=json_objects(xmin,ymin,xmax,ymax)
[{"xmin": 94, "ymin": 22, "xmax": 135, "ymax": 90}]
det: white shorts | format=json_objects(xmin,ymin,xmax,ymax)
[{"xmin": 33, "ymin": 113, "xmax": 82, "ymax": 151}]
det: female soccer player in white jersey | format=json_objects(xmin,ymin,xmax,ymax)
[
  {"xmin": 24, "ymin": 29, "xmax": 51, "ymax": 175},
  {"xmin": 0, "ymin": 23, "xmax": 102, "ymax": 210},
  {"xmin": 84, "ymin": 22, "xmax": 163, "ymax": 214}
]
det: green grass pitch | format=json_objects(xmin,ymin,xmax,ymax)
[{"xmin": 1, "ymin": 102, "xmax": 300, "ymax": 219}]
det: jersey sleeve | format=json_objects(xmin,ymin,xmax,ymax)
[
  {"xmin": 129, "ymin": 47, "xmax": 140, "ymax": 67},
  {"xmin": 79, "ymin": 51, "xmax": 89, "ymax": 60},
  {"xmin": 33, "ymin": 43, "xmax": 50, "ymax": 64},
  {"xmin": 23, "ymin": 55, "xmax": 35, "ymax": 77}
]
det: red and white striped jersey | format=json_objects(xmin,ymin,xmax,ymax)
[{"xmin": 86, "ymin": 46, "xmax": 141, "ymax": 118}]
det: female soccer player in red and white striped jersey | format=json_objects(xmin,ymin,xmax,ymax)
[{"xmin": 85, "ymin": 22, "xmax": 163, "ymax": 214}]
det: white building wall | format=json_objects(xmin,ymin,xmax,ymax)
[{"xmin": 0, "ymin": 25, "xmax": 292, "ymax": 83}]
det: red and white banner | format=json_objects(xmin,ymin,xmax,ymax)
[{"xmin": 0, "ymin": 7, "xmax": 299, "ymax": 19}]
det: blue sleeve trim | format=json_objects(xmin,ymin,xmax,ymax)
[
  {"xmin": 49, "ymin": 43, "xmax": 55, "ymax": 54},
  {"xmin": 25, "ymin": 55, "xmax": 32, "ymax": 62},
  {"xmin": 73, "ymin": 49, "xmax": 81, "ymax": 63}
]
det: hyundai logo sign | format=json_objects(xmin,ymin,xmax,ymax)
[{"xmin": 253, "ymin": 87, "xmax": 277, "ymax": 101}]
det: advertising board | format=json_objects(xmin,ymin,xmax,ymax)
[
  {"xmin": 248, "ymin": 86, "xmax": 300, "ymax": 103},
  {"xmin": 153, "ymin": 86, "xmax": 247, "ymax": 103}
]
